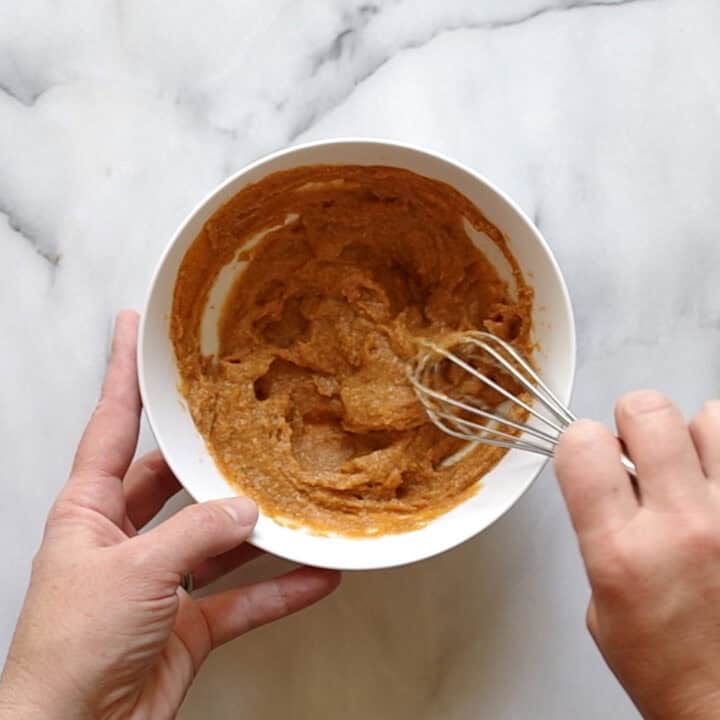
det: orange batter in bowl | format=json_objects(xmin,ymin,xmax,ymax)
[{"xmin": 171, "ymin": 165, "xmax": 533, "ymax": 536}]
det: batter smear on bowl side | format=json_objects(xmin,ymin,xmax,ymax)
[{"xmin": 171, "ymin": 165, "xmax": 533, "ymax": 536}]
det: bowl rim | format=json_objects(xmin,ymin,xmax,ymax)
[{"xmin": 138, "ymin": 136, "xmax": 577, "ymax": 569}]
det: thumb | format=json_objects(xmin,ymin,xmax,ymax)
[{"xmin": 132, "ymin": 497, "xmax": 258, "ymax": 576}]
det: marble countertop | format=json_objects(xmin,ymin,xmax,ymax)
[{"xmin": 2, "ymin": 0, "xmax": 719, "ymax": 717}]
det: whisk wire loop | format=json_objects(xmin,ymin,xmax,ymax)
[{"xmin": 409, "ymin": 331, "xmax": 635, "ymax": 476}]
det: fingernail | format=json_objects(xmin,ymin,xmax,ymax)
[
  {"xmin": 620, "ymin": 389, "xmax": 672, "ymax": 416},
  {"xmin": 221, "ymin": 497, "xmax": 258, "ymax": 526}
]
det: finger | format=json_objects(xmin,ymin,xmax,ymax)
[
  {"xmin": 198, "ymin": 567, "xmax": 341, "ymax": 648},
  {"xmin": 131, "ymin": 497, "xmax": 258, "ymax": 577},
  {"xmin": 615, "ymin": 390, "xmax": 705, "ymax": 509},
  {"xmin": 555, "ymin": 419, "xmax": 638, "ymax": 542},
  {"xmin": 124, "ymin": 450, "xmax": 182, "ymax": 529},
  {"xmin": 71, "ymin": 310, "xmax": 141, "ymax": 481},
  {"xmin": 192, "ymin": 544, "xmax": 265, "ymax": 589},
  {"xmin": 689, "ymin": 400, "xmax": 720, "ymax": 480},
  {"xmin": 58, "ymin": 311, "xmax": 140, "ymax": 526}
]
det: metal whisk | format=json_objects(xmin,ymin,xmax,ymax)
[{"xmin": 408, "ymin": 331, "xmax": 636, "ymax": 476}]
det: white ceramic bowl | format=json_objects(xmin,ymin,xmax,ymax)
[{"xmin": 139, "ymin": 139, "xmax": 576, "ymax": 570}]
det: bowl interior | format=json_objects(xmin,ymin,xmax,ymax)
[{"xmin": 139, "ymin": 139, "xmax": 576, "ymax": 570}]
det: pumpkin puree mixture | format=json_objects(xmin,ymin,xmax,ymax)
[{"xmin": 171, "ymin": 165, "xmax": 533, "ymax": 536}]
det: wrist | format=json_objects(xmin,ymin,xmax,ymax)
[
  {"xmin": 638, "ymin": 685, "xmax": 720, "ymax": 720},
  {"xmin": 0, "ymin": 684, "xmax": 54, "ymax": 720},
  {"xmin": 0, "ymin": 695, "xmax": 49, "ymax": 720},
  {"xmin": 677, "ymin": 693, "xmax": 720, "ymax": 720},
  {"xmin": 0, "ymin": 661, "xmax": 90, "ymax": 720}
]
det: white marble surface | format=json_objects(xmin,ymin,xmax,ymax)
[{"xmin": 2, "ymin": 0, "xmax": 719, "ymax": 716}]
